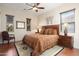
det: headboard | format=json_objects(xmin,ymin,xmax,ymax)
[{"xmin": 42, "ymin": 25, "xmax": 59, "ymax": 35}]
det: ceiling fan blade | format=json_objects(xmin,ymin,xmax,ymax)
[
  {"xmin": 37, "ymin": 7, "xmax": 45, "ymax": 9},
  {"xmin": 28, "ymin": 8, "xmax": 33, "ymax": 10},
  {"xmin": 25, "ymin": 3, "xmax": 33, "ymax": 7}
]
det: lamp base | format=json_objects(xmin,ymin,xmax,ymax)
[
  {"xmin": 64, "ymin": 33, "xmax": 67, "ymax": 36},
  {"xmin": 37, "ymin": 29, "xmax": 39, "ymax": 33},
  {"xmin": 64, "ymin": 27, "xmax": 67, "ymax": 36}
]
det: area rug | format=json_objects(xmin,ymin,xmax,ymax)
[{"xmin": 15, "ymin": 41, "xmax": 64, "ymax": 56}]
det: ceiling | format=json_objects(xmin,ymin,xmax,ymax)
[{"xmin": 0, "ymin": 3, "xmax": 62, "ymax": 15}]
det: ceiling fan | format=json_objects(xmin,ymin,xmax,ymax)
[{"xmin": 25, "ymin": 3, "xmax": 45, "ymax": 12}]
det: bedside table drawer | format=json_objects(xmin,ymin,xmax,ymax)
[{"xmin": 58, "ymin": 35, "xmax": 73, "ymax": 48}]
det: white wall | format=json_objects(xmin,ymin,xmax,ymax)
[
  {"xmin": 38, "ymin": 11, "xmax": 54, "ymax": 26},
  {"xmin": 38, "ymin": 3, "xmax": 79, "ymax": 49},
  {"xmin": 0, "ymin": 5, "xmax": 38, "ymax": 41},
  {"xmin": 0, "ymin": 10, "xmax": 1, "ymax": 31},
  {"xmin": 0, "ymin": 11, "xmax": 1, "ymax": 43},
  {"xmin": 0, "ymin": 6, "xmax": 1, "ymax": 31}
]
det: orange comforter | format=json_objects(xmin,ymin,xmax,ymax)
[{"xmin": 23, "ymin": 33, "xmax": 59, "ymax": 56}]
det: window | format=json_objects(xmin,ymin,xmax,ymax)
[
  {"xmin": 60, "ymin": 9, "xmax": 75, "ymax": 33},
  {"xmin": 6, "ymin": 15, "xmax": 14, "ymax": 32},
  {"xmin": 26, "ymin": 18, "xmax": 31, "ymax": 31}
]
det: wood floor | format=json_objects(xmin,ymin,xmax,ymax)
[
  {"xmin": 0, "ymin": 43, "xmax": 17, "ymax": 56},
  {"xmin": 57, "ymin": 48, "xmax": 79, "ymax": 56},
  {"xmin": 0, "ymin": 43, "xmax": 79, "ymax": 56}
]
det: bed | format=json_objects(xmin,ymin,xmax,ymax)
[{"xmin": 23, "ymin": 25, "xmax": 59, "ymax": 56}]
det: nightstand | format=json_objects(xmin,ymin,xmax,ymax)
[{"xmin": 58, "ymin": 35, "xmax": 73, "ymax": 48}]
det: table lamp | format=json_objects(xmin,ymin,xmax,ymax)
[
  {"xmin": 37, "ymin": 25, "xmax": 41, "ymax": 33},
  {"xmin": 64, "ymin": 23, "xmax": 68, "ymax": 36}
]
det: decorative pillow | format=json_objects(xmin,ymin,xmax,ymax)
[
  {"xmin": 52, "ymin": 29, "xmax": 57, "ymax": 35},
  {"xmin": 44, "ymin": 28, "xmax": 57, "ymax": 35},
  {"xmin": 44, "ymin": 29, "xmax": 49, "ymax": 35},
  {"xmin": 48, "ymin": 29, "xmax": 53, "ymax": 35},
  {"xmin": 49, "ymin": 29, "xmax": 57, "ymax": 35},
  {"xmin": 39, "ymin": 27, "xmax": 45, "ymax": 34}
]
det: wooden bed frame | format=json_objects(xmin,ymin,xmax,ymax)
[
  {"xmin": 23, "ymin": 25, "xmax": 59, "ymax": 56},
  {"xmin": 42, "ymin": 25, "xmax": 59, "ymax": 35}
]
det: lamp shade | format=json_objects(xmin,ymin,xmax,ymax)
[
  {"xmin": 64, "ymin": 23, "xmax": 68, "ymax": 28},
  {"xmin": 64, "ymin": 23, "xmax": 68, "ymax": 36},
  {"xmin": 37, "ymin": 24, "xmax": 42, "ymax": 29},
  {"xmin": 37, "ymin": 25, "xmax": 42, "ymax": 33}
]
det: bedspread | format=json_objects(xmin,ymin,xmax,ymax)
[{"xmin": 23, "ymin": 33, "xmax": 59, "ymax": 56}]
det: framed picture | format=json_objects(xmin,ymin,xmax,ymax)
[
  {"xmin": 46, "ymin": 16, "xmax": 53, "ymax": 25},
  {"xmin": 16, "ymin": 21, "xmax": 25, "ymax": 29}
]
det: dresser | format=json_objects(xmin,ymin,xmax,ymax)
[{"xmin": 58, "ymin": 35, "xmax": 73, "ymax": 48}]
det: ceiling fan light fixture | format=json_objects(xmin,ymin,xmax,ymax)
[
  {"xmin": 26, "ymin": 3, "xmax": 44, "ymax": 12},
  {"xmin": 33, "ymin": 7, "xmax": 38, "ymax": 10}
]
